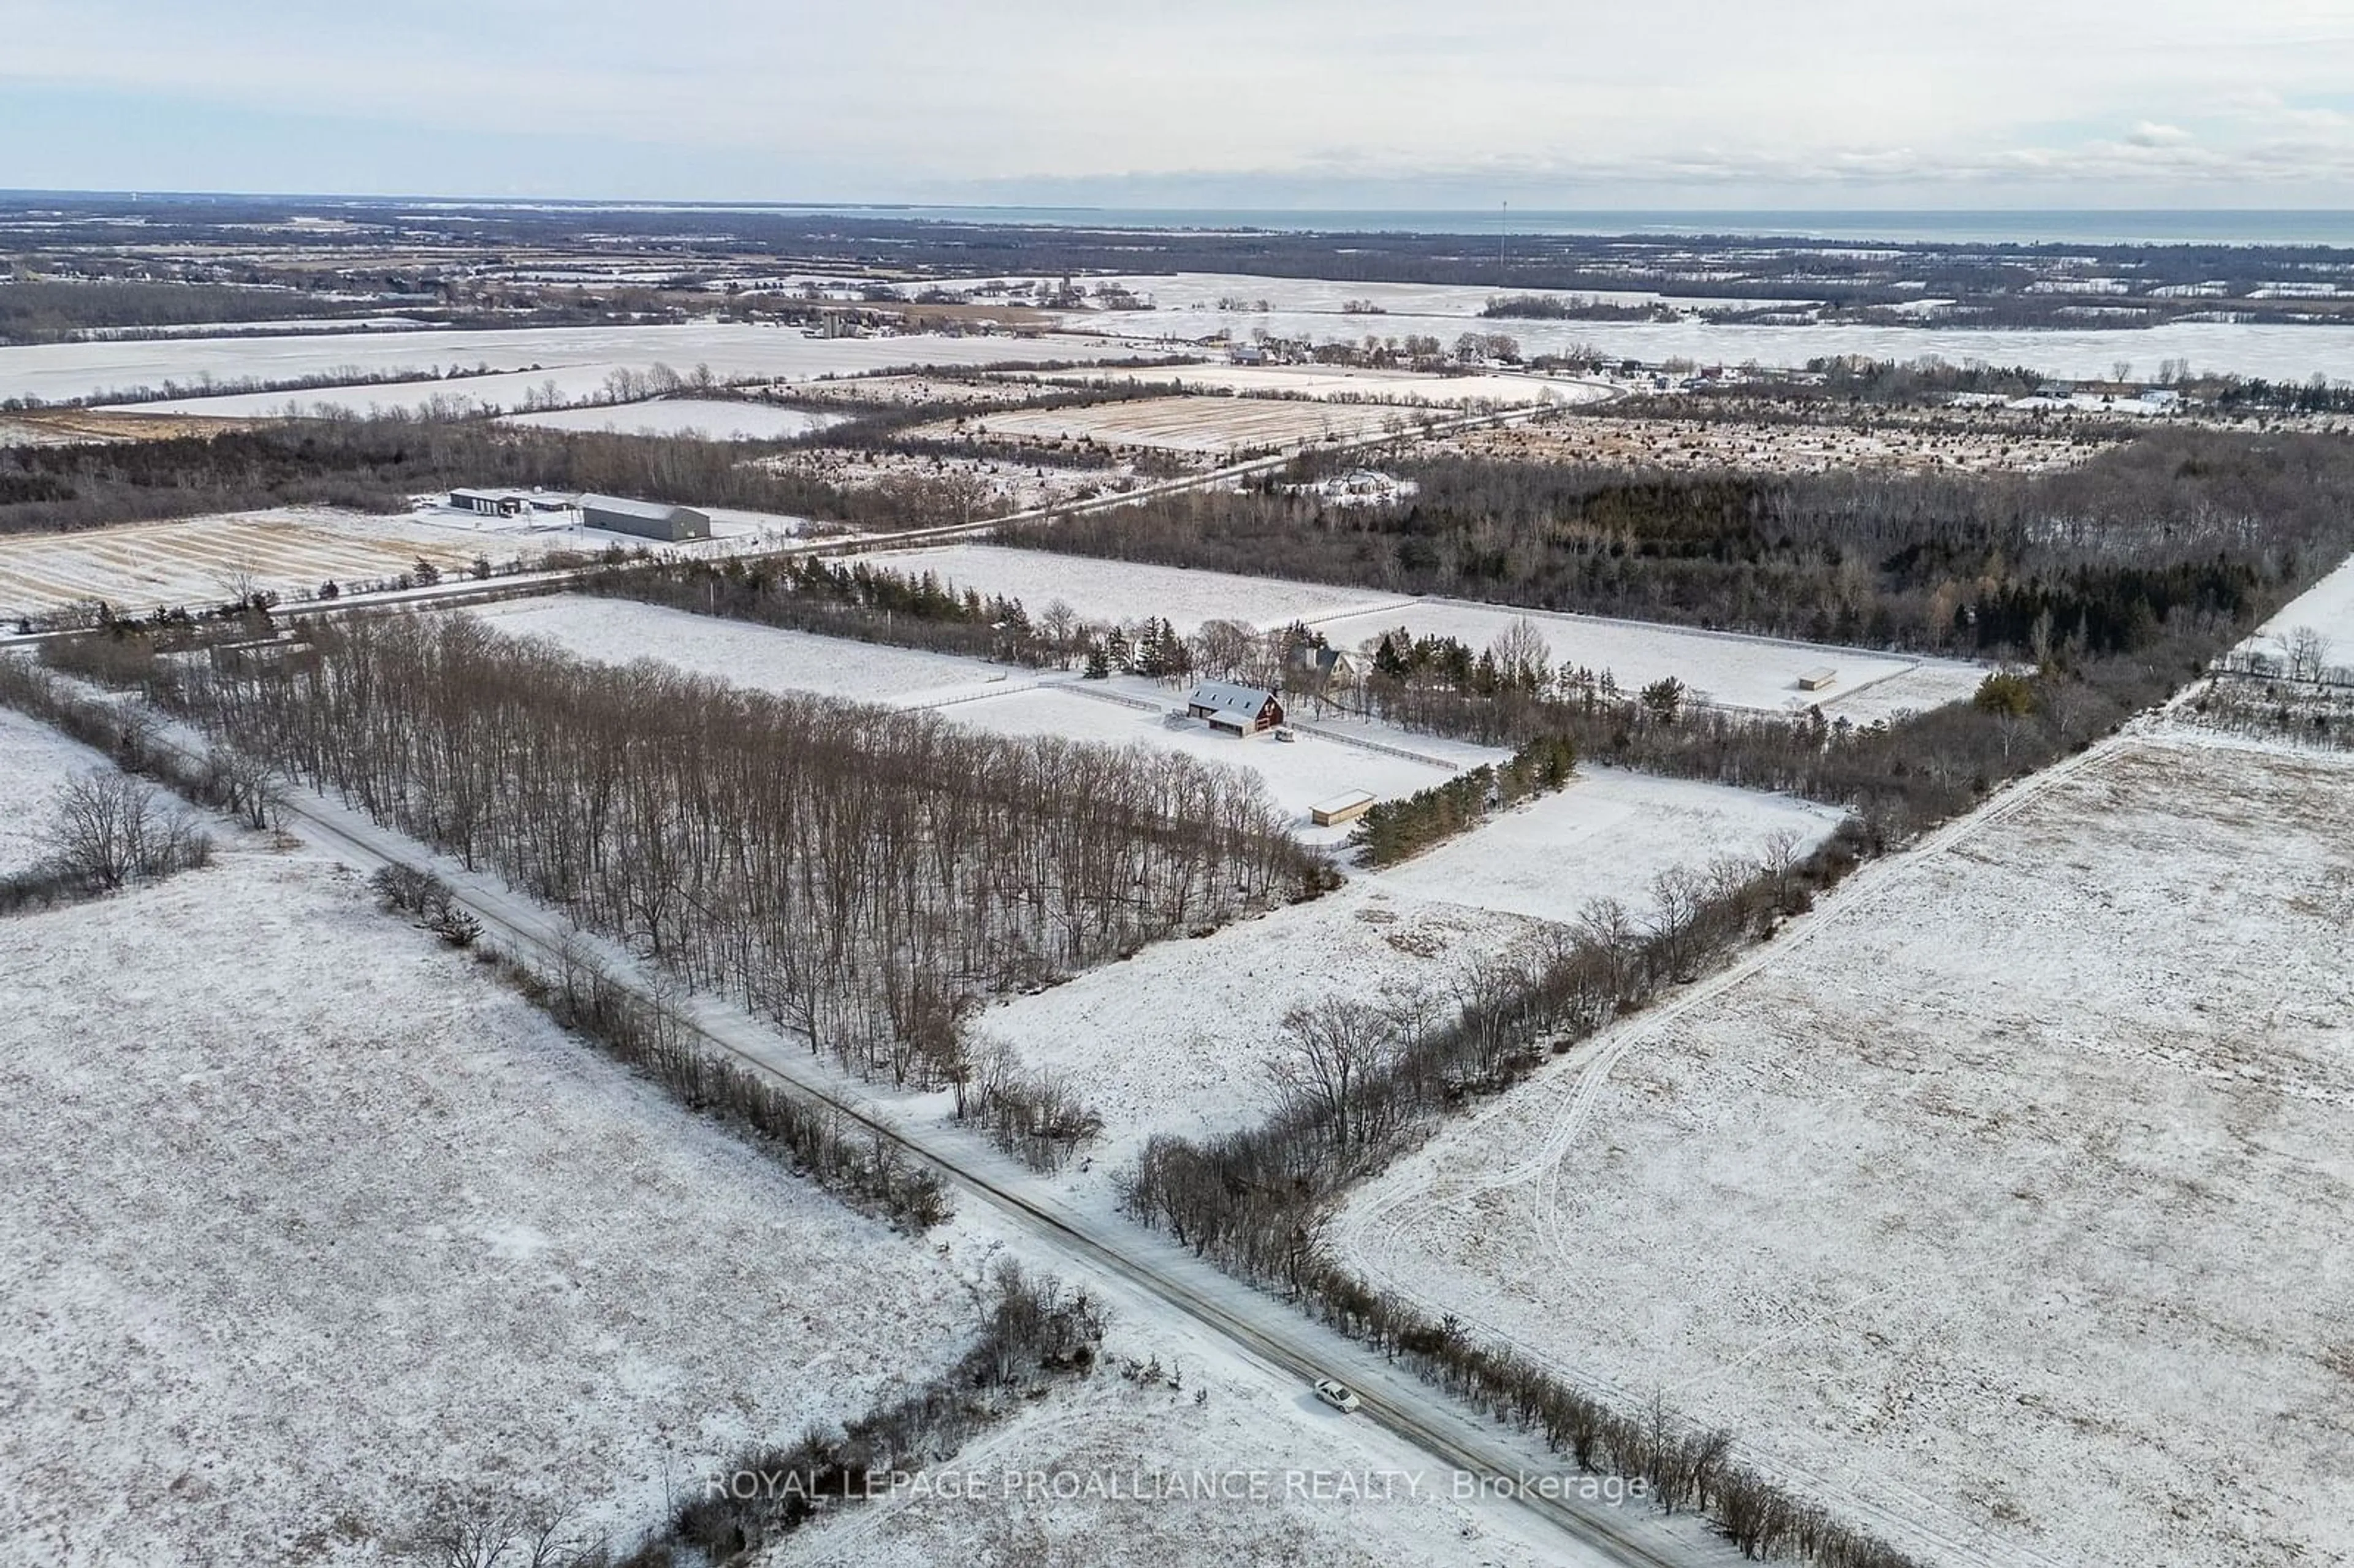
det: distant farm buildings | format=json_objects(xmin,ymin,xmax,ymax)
[
  {"xmin": 443, "ymin": 489, "xmax": 712, "ymax": 542},
  {"xmin": 1186, "ymin": 680, "xmax": 1284, "ymax": 737},
  {"xmin": 577, "ymin": 495, "xmax": 714, "ymax": 542},
  {"xmin": 448, "ymin": 487, "xmax": 575, "ymax": 519}
]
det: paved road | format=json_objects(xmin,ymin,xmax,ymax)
[
  {"xmin": 207, "ymin": 743, "xmax": 1713, "ymax": 1568},
  {"xmin": 3, "ymin": 386, "xmax": 1607, "ymax": 645}
]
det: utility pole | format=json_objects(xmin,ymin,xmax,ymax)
[{"xmin": 1500, "ymin": 201, "xmax": 1508, "ymax": 271}]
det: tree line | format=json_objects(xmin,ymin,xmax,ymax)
[
  {"xmin": 1121, "ymin": 823, "xmax": 1927, "ymax": 1568},
  {"xmin": 1350, "ymin": 733, "xmax": 1578, "ymax": 866},
  {"xmin": 1032, "ymin": 428, "xmax": 2354, "ymax": 662},
  {"xmin": 42, "ymin": 615, "xmax": 1330, "ymax": 1144}
]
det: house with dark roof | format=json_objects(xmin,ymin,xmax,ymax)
[{"xmin": 1185, "ymin": 680, "xmax": 1284, "ymax": 736}]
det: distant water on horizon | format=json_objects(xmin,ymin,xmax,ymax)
[{"xmin": 793, "ymin": 205, "xmax": 2354, "ymax": 248}]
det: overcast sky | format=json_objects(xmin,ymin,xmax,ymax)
[{"xmin": 6, "ymin": 0, "xmax": 2353, "ymax": 208}]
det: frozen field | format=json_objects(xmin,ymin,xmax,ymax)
[
  {"xmin": 1036, "ymin": 271, "xmax": 1785, "ymax": 321},
  {"xmin": 498, "ymin": 397, "xmax": 847, "ymax": 440},
  {"xmin": 1091, "ymin": 308, "xmax": 2354, "ymax": 384},
  {"xmin": 466, "ymin": 594, "xmax": 1026, "ymax": 707},
  {"xmin": 0, "ymin": 508, "xmax": 495, "ymax": 619},
  {"xmin": 852, "ymin": 544, "xmax": 1407, "ymax": 634},
  {"xmin": 1314, "ymin": 600, "xmax": 1985, "ymax": 721},
  {"xmin": 0, "ymin": 505, "xmax": 802, "ymax": 621},
  {"xmin": 2240, "ymin": 549, "xmax": 2354, "ymax": 674},
  {"xmin": 0, "ymin": 847, "xmax": 969, "ymax": 1566},
  {"xmin": 0, "ymin": 322, "xmax": 1143, "ymax": 410},
  {"xmin": 974, "ymin": 764, "xmax": 1835, "ymax": 1161},
  {"xmin": 972, "ymin": 882, "xmax": 1539, "ymax": 1160},
  {"xmin": 1045, "ymin": 362, "xmax": 1611, "ymax": 407},
  {"xmin": 1374, "ymin": 769, "xmax": 1840, "ymax": 924},
  {"xmin": 1335, "ymin": 733, "xmax": 2354, "ymax": 1568},
  {"xmin": 916, "ymin": 394, "xmax": 1426, "ymax": 455},
  {"xmin": 848, "ymin": 546, "xmax": 1983, "ymax": 721},
  {"xmin": 0, "ymin": 706, "xmax": 109, "ymax": 875}
]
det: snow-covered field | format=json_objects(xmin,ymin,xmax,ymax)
[
  {"xmin": 970, "ymin": 765, "xmax": 1836, "ymax": 1162},
  {"xmin": 0, "ymin": 706, "xmax": 108, "ymax": 875},
  {"xmin": 465, "ymin": 595, "xmax": 1027, "ymax": 707},
  {"xmin": 915, "ymin": 394, "xmax": 1428, "ymax": 455},
  {"xmin": 0, "ymin": 504, "xmax": 804, "ymax": 621},
  {"xmin": 1375, "ymin": 769, "xmax": 1840, "ymax": 924},
  {"xmin": 851, "ymin": 544, "xmax": 1407, "ymax": 634},
  {"xmin": 0, "ymin": 322, "xmax": 1146, "ymax": 411},
  {"xmin": 498, "ymin": 397, "xmax": 847, "ymax": 440},
  {"xmin": 1045, "ymin": 362, "xmax": 1612, "ymax": 407},
  {"xmin": 0, "ymin": 508, "xmax": 503, "ymax": 620},
  {"xmin": 0, "ymin": 847, "xmax": 971, "ymax": 1566},
  {"xmin": 849, "ymin": 546, "xmax": 1983, "ymax": 721},
  {"xmin": 1311, "ymin": 601, "xmax": 1987, "ymax": 722},
  {"xmin": 1334, "ymin": 732, "xmax": 2354, "ymax": 1568},
  {"xmin": 1074, "ymin": 294, "xmax": 2354, "ymax": 383},
  {"xmin": 2241, "ymin": 550, "xmax": 2354, "ymax": 671}
]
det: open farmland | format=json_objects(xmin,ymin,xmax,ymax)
[
  {"xmin": 0, "ymin": 706, "xmax": 109, "ymax": 875},
  {"xmin": 1333, "ymin": 731, "xmax": 2354, "ymax": 1568},
  {"xmin": 1046, "ymin": 362, "xmax": 1610, "ymax": 406},
  {"xmin": 497, "ymin": 397, "xmax": 847, "ymax": 440},
  {"xmin": 912, "ymin": 393, "xmax": 1431, "ymax": 455},
  {"xmin": 1310, "ymin": 601, "xmax": 1987, "ymax": 721},
  {"xmin": 970, "ymin": 759, "xmax": 1834, "ymax": 1166},
  {"xmin": 0, "ymin": 321, "xmax": 1148, "ymax": 409},
  {"xmin": 851, "ymin": 544, "xmax": 1408, "ymax": 634},
  {"xmin": 0, "ymin": 847, "xmax": 969, "ymax": 1566},
  {"xmin": 465, "ymin": 593, "xmax": 1033, "ymax": 707},
  {"xmin": 0, "ymin": 508, "xmax": 496, "ymax": 620},
  {"xmin": 849, "ymin": 544, "xmax": 1984, "ymax": 721}
]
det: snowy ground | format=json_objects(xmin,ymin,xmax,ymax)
[
  {"xmin": 1309, "ymin": 601, "xmax": 1987, "ymax": 723},
  {"xmin": 0, "ymin": 847, "xmax": 973, "ymax": 1567},
  {"xmin": 0, "ymin": 324, "xmax": 1145, "ymax": 412},
  {"xmin": 2237, "ymin": 550, "xmax": 2354, "ymax": 679},
  {"xmin": 0, "ymin": 505, "xmax": 802, "ymax": 622},
  {"xmin": 849, "ymin": 544, "xmax": 1407, "ymax": 635},
  {"xmin": 497, "ymin": 397, "xmax": 847, "ymax": 440},
  {"xmin": 846, "ymin": 545, "xmax": 1984, "ymax": 721},
  {"xmin": 769, "ymin": 1306, "xmax": 1602, "ymax": 1568},
  {"xmin": 910, "ymin": 394, "xmax": 1430, "ymax": 455},
  {"xmin": 0, "ymin": 706, "xmax": 109, "ymax": 875},
  {"xmin": 1042, "ymin": 362, "xmax": 1613, "ymax": 408},
  {"xmin": 965, "ymin": 766, "xmax": 1837, "ymax": 1165},
  {"xmin": 464, "ymin": 595, "xmax": 1029, "ymax": 707},
  {"xmin": 1333, "ymin": 731, "xmax": 2354, "ymax": 1568},
  {"xmin": 938, "ymin": 685, "xmax": 1495, "ymax": 845}
]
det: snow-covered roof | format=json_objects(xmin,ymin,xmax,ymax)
[
  {"xmin": 1187, "ymin": 680, "xmax": 1276, "ymax": 717},
  {"xmin": 577, "ymin": 493, "xmax": 704, "ymax": 522}
]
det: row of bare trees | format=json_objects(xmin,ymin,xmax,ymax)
[
  {"xmin": 47, "ymin": 615, "xmax": 1330, "ymax": 1114},
  {"xmin": 1120, "ymin": 828, "xmax": 1932, "ymax": 1568}
]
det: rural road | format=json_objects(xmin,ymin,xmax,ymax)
[
  {"xmin": 2, "ymin": 378, "xmax": 1612, "ymax": 642},
  {"xmin": 72, "ymin": 687, "xmax": 1718, "ymax": 1568}
]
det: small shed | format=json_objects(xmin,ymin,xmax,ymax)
[
  {"xmin": 578, "ymin": 493, "xmax": 713, "ymax": 543},
  {"xmin": 1796, "ymin": 666, "xmax": 1838, "ymax": 691},
  {"xmin": 1311, "ymin": 789, "xmax": 1377, "ymax": 826},
  {"xmin": 1186, "ymin": 680, "xmax": 1284, "ymax": 736}
]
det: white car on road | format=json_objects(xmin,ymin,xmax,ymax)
[{"xmin": 1313, "ymin": 1377, "xmax": 1362, "ymax": 1414}]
